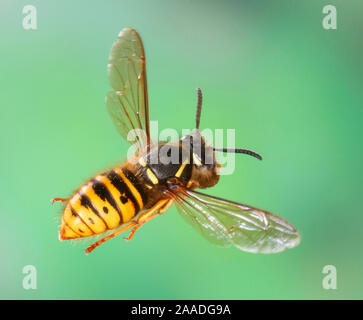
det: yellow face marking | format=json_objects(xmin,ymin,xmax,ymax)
[
  {"xmin": 138, "ymin": 157, "xmax": 147, "ymax": 167},
  {"xmin": 115, "ymin": 167, "xmax": 144, "ymax": 209},
  {"xmin": 175, "ymin": 158, "xmax": 189, "ymax": 178},
  {"xmin": 186, "ymin": 179, "xmax": 199, "ymax": 189},
  {"xmin": 192, "ymin": 153, "xmax": 202, "ymax": 166},
  {"xmin": 146, "ymin": 168, "xmax": 159, "ymax": 184}
]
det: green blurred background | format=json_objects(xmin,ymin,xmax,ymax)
[{"xmin": 1, "ymin": 0, "xmax": 362, "ymax": 299}]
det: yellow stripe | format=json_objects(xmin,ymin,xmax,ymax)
[
  {"xmin": 70, "ymin": 191, "xmax": 107, "ymax": 234},
  {"xmin": 63, "ymin": 204, "xmax": 93, "ymax": 237},
  {"xmin": 175, "ymin": 158, "xmax": 189, "ymax": 178},
  {"xmin": 60, "ymin": 218, "xmax": 80, "ymax": 239},
  {"xmin": 96, "ymin": 174, "xmax": 136, "ymax": 224},
  {"xmin": 84, "ymin": 181, "xmax": 121, "ymax": 229},
  {"xmin": 146, "ymin": 168, "xmax": 159, "ymax": 184},
  {"xmin": 115, "ymin": 167, "xmax": 144, "ymax": 209}
]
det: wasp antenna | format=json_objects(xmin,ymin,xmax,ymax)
[
  {"xmin": 213, "ymin": 148, "xmax": 263, "ymax": 161},
  {"xmin": 195, "ymin": 88, "xmax": 203, "ymax": 130}
]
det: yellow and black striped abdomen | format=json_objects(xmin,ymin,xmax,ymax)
[{"xmin": 60, "ymin": 167, "xmax": 145, "ymax": 240}]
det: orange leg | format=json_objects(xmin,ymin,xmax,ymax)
[
  {"xmin": 124, "ymin": 216, "xmax": 155, "ymax": 241},
  {"xmin": 51, "ymin": 197, "xmax": 69, "ymax": 204},
  {"xmin": 84, "ymin": 198, "xmax": 173, "ymax": 255},
  {"xmin": 85, "ymin": 222, "xmax": 136, "ymax": 255},
  {"xmin": 125, "ymin": 198, "xmax": 173, "ymax": 241}
]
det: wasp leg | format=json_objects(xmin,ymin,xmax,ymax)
[
  {"xmin": 84, "ymin": 198, "xmax": 173, "ymax": 254},
  {"xmin": 51, "ymin": 197, "xmax": 69, "ymax": 204},
  {"xmin": 125, "ymin": 198, "xmax": 174, "ymax": 241},
  {"xmin": 84, "ymin": 222, "xmax": 136, "ymax": 255}
]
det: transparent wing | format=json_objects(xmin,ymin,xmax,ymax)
[
  {"xmin": 106, "ymin": 28, "xmax": 150, "ymax": 152},
  {"xmin": 171, "ymin": 189, "xmax": 301, "ymax": 254},
  {"xmin": 173, "ymin": 192, "xmax": 232, "ymax": 248}
]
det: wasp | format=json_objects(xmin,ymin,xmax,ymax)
[{"xmin": 53, "ymin": 28, "xmax": 300, "ymax": 254}]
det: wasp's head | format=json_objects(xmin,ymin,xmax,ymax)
[
  {"xmin": 179, "ymin": 88, "xmax": 263, "ymax": 189},
  {"xmin": 181, "ymin": 130, "xmax": 220, "ymax": 189}
]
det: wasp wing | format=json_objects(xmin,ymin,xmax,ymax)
[
  {"xmin": 171, "ymin": 189, "xmax": 300, "ymax": 253},
  {"xmin": 106, "ymin": 28, "xmax": 150, "ymax": 152},
  {"xmin": 173, "ymin": 191, "xmax": 232, "ymax": 248}
]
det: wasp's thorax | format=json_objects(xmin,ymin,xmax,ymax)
[{"xmin": 136, "ymin": 130, "xmax": 219, "ymax": 192}]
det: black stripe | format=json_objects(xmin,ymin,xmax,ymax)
[
  {"xmin": 121, "ymin": 167, "xmax": 147, "ymax": 205},
  {"xmin": 79, "ymin": 191, "xmax": 109, "ymax": 229},
  {"xmin": 70, "ymin": 205, "xmax": 95, "ymax": 234},
  {"xmin": 91, "ymin": 179, "xmax": 123, "ymax": 224},
  {"xmin": 107, "ymin": 170, "xmax": 140, "ymax": 213}
]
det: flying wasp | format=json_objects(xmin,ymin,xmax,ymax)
[{"xmin": 52, "ymin": 28, "xmax": 301, "ymax": 254}]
